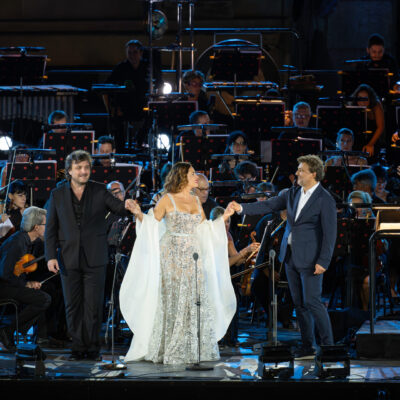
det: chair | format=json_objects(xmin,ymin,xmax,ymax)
[{"xmin": 0, "ymin": 298, "xmax": 19, "ymax": 346}]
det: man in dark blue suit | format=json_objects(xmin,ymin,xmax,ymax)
[{"xmin": 228, "ymin": 155, "xmax": 337, "ymax": 358}]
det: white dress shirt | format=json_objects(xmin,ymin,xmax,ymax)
[{"xmin": 288, "ymin": 182, "xmax": 320, "ymax": 245}]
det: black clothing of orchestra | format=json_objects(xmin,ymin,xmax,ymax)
[
  {"xmin": 45, "ymin": 180, "xmax": 130, "ymax": 354},
  {"xmin": 201, "ymin": 197, "xmax": 218, "ymax": 220},
  {"xmin": 8, "ymin": 208, "xmax": 23, "ymax": 232},
  {"xmin": 0, "ymin": 231, "xmax": 51, "ymax": 341}
]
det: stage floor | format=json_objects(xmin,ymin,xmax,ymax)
[{"xmin": 1, "ymin": 313, "xmax": 400, "ymax": 399}]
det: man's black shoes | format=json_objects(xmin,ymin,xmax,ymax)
[
  {"xmin": 68, "ymin": 351, "xmax": 85, "ymax": 361},
  {"xmin": 86, "ymin": 351, "xmax": 102, "ymax": 361},
  {"xmin": 293, "ymin": 346, "xmax": 316, "ymax": 360}
]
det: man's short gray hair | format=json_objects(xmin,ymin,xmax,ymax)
[
  {"xmin": 20, "ymin": 206, "xmax": 46, "ymax": 232},
  {"xmin": 106, "ymin": 181, "xmax": 125, "ymax": 193}
]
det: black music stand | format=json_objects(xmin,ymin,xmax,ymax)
[
  {"xmin": 316, "ymin": 105, "xmax": 367, "ymax": 150},
  {"xmin": 270, "ymin": 138, "xmax": 321, "ymax": 174},
  {"xmin": 148, "ymin": 100, "xmax": 197, "ymax": 131},
  {"xmin": 0, "ymin": 54, "xmax": 47, "ymax": 85},
  {"xmin": 91, "ymin": 165, "xmax": 139, "ymax": 188},
  {"xmin": 210, "ymin": 45, "xmax": 261, "ymax": 81},
  {"xmin": 235, "ymin": 101, "xmax": 285, "ymax": 152},
  {"xmin": 6, "ymin": 160, "xmax": 57, "ymax": 206},
  {"xmin": 340, "ymin": 69, "xmax": 390, "ymax": 98},
  {"xmin": 322, "ymin": 165, "xmax": 367, "ymax": 202},
  {"xmin": 43, "ymin": 130, "xmax": 95, "ymax": 165},
  {"xmin": 178, "ymin": 134, "xmax": 227, "ymax": 171}
]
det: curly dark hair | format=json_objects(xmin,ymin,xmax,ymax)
[{"xmin": 163, "ymin": 162, "xmax": 192, "ymax": 193}]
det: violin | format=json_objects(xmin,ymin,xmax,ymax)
[
  {"xmin": 240, "ymin": 231, "xmax": 259, "ymax": 296},
  {"xmin": 14, "ymin": 254, "xmax": 45, "ymax": 277}
]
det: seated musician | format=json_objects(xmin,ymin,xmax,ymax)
[
  {"xmin": 0, "ymin": 181, "xmax": 29, "ymax": 240},
  {"xmin": 218, "ymin": 131, "xmax": 250, "ymax": 177},
  {"xmin": 284, "ymin": 101, "xmax": 312, "ymax": 129},
  {"xmin": 93, "ymin": 135, "xmax": 116, "ymax": 167},
  {"xmin": 0, "ymin": 144, "xmax": 30, "ymax": 188},
  {"xmin": 358, "ymin": 33, "xmax": 400, "ymax": 93},
  {"xmin": 346, "ymin": 191, "xmax": 374, "ymax": 311},
  {"xmin": 325, "ymin": 128, "xmax": 368, "ymax": 167},
  {"xmin": 192, "ymin": 173, "xmax": 217, "ymax": 219},
  {"xmin": 210, "ymin": 206, "xmax": 260, "ymax": 346},
  {"xmin": 48, "ymin": 110, "xmax": 68, "ymax": 133},
  {"xmin": 182, "ymin": 70, "xmax": 209, "ymax": 113},
  {"xmin": 371, "ymin": 164, "xmax": 398, "ymax": 203},
  {"xmin": 349, "ymin": 84, "xmax": 384, "ymax": 157},
  {"xmin": 351, "ymin": 168, "xmax": 383, "ymax": 204},
  {"xmin": 0, "ymin": 207, "xmax": 51, "ymax": 352}
]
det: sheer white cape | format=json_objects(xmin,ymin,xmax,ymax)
[{"xmin": 119, "ymin": 211, "xmax": 237, "ymax": 362}]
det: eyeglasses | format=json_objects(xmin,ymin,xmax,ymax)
[
  {"xmin": 233, "ymin": 141, "xmax": 246, "ymax": 146},
  {"xmin": 294, "ymin": 113, "xmax": 310, "ymax": 119},
  {"xmin": 197, "ymin": 187, "xmax": 209, "ymax": 192}
]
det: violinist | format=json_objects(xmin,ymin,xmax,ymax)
[
  {"xmin": 0, "ymin": 206, "xmax": 51, "ymax": 352},
  {"xmin": 210, "ymin": 206, "xmax": 260, "ymax": 347},
  {"xmin": 5, "ymin": 180, "xmax": 29, "ymax": 232}
]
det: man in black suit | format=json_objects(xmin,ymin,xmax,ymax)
[
  {"xmin": 228, "ymin": 155, "xmax": 337, "ymax": 359},
  {"xmin": 45, "ymin": 150, "xmax": 136, "ymax": 361}
]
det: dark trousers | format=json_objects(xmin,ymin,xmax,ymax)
[
  {"xmin": 285, "ymin": 247, "xmax": 334, "ymax": 348},
  {"xmin": 60, "ymin": 248, "xmax": 106, "ymax": 353},
  {"xmin": 0, "ymin": 283, "xmax": 51, "ymax": 335}
]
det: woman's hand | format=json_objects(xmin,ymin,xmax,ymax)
[
  {"xmin": 362, "ymin": 143, "xmax": 374, "ymax": 157},
  {"xmin": 244, "ymin": 242, "xmax": 260, "ymax": 255},
  {"xmin": 223, "ymin": 204, "xmax": 235, "ymax": 221}
]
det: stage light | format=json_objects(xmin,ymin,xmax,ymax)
[
  {"xmin": 259, "ymin": 344, "xmax": 294, "ymax": 380},
  {"xmin": 0, "ymin": 135, "xmax": 12, "ymax": 150},
  {"xmin": 157, "ymin": 133, "xmax": 171, "ymax": 151},
  {"xmin": 163, "ymin": 82, "xmax": 173, "ymax": 95},
  {"xmin": 314, "ymin": 345, "xmax": 350, "ymax": 379}
]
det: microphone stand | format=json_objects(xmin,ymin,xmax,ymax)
[
  {"xmin": 101, "ymin": 219, "xmax": 128, "ymax": 371},
  {"xmin": 186, "ymin": 252, "xmax": 213, "ymax": 371},
  {"xmin": 267, "ymin": 249, "xmax": 279, "ymax": 346}
]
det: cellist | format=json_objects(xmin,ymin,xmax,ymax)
[{"xmin": 0, "ymin": 206, "xmax": 51, "ymax": 353}]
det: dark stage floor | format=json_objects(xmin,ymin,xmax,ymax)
[{"xmin": 2, "ymin": 308, "xmax": 400, "ymax": 399}]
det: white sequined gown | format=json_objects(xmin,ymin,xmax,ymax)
[
  {"xmin": 120, "ymin": 194, "xmax": 236, "ymax": 365},
  {"xmin": 145, "ymin": 194, "xmax": 218, "ymax": 364}
]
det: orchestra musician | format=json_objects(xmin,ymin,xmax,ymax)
[{"xmin": 0, "ymin": 207, "xmax": 51, "ymax": 352}]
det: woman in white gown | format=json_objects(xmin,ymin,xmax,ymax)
[{"xmin": 120, "ymin": 162, "xmax": 237, "ymax": 365}]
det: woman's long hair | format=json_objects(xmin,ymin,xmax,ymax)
[
  {"xmin": 163, "ymin": 162, "xmax": 192, "ymax": 193},
  {"xmin": 350, "ymin": 83, "xmax": 380, "ymax": 108}
]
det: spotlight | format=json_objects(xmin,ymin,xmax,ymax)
[
  {"xmin": 163, "ymin": 82, "xmax": 173, "ymax": 95},
  {"xmin": 0, "ymin": 135, "xmax": 12, "ymax": 150},
  {"xmin": 314, "ymin": 345, "xmax": 350, "ymax": 379},
  {"xmin": 157, "ymin": 133, "xmax": 170, "ymax": 151},
  {"xmin": 259, "ymin": 344, "xmax": 294, "ymax": 380}
]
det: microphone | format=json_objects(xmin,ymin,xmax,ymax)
[
  {"xmin": 269, "ymin": 249, "xmax": 276, "ymax": 263},
  {"xmin": 193, "ymin": 253, "xmax": 199, "ymax": 261}
]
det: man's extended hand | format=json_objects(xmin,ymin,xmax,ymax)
[
  {"xmin": 227, "ymin": 201, "xmax": 242, "ymax": 214},
  {"xmin": 314, "ymin": 264, "xmax": 326, "ymax": 275}
]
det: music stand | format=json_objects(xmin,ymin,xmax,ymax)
[
  {"xmin": 235, "ymin": 100, "xmax": 285, "ymax": 153},
  {"xmin": 178, "ymin": 134, "xmax": 228, "ymax": 171},
  {"xmin": 210, "ymin": 45, "xmax": 261, "ymax": 81},
  {"xmin": 91, "ymin": 165, "xmax": 139, "ymax": 188},
  {"xmin": 340, "ymin": 69, "xmax": 390, "ymax": 98},
  {"xmin": 270, "ymin": 138, "xmax": 321, "ymax": 174},
  {"xmin": 148, "ymin": 100, "xmax": 197, "ymax": 131},
  {"xmin": 316, "ymin": 105, "xmax": 367, "ymax": 150},
  {"xmin": 43, "ymin": 130, "xmax": 95, "ymax": 165},
  {"xmin": 0, "ymin": 54, "xmax": 47, "ymax": 85}
]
